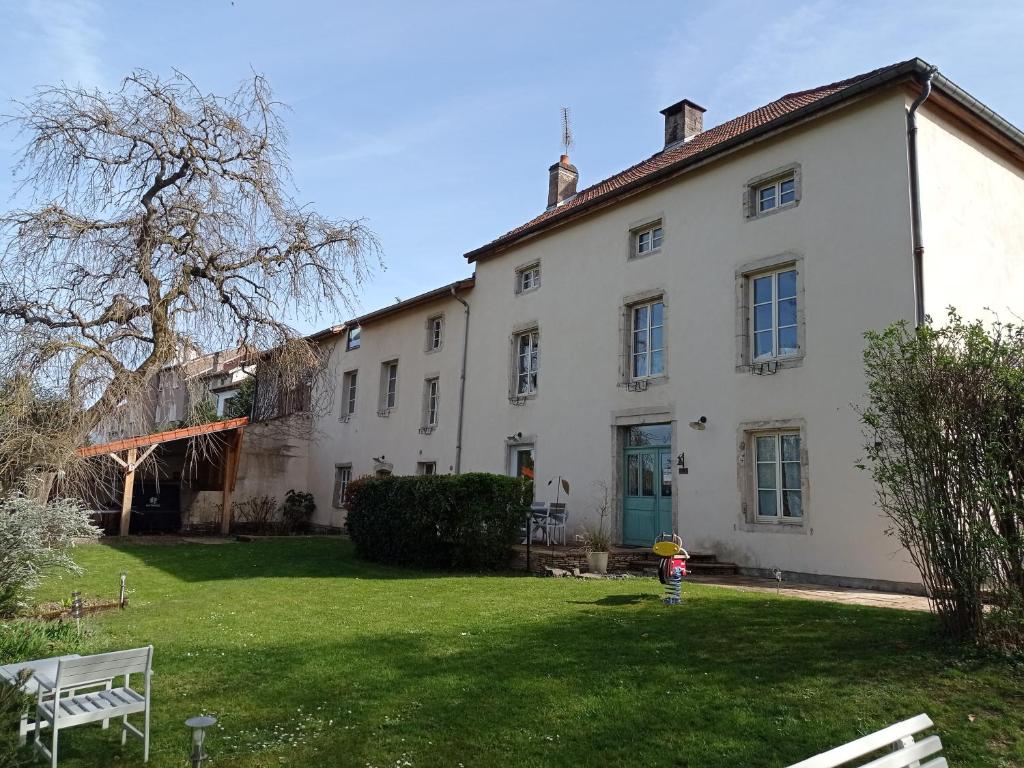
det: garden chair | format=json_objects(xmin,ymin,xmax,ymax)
[
  {"xmin": 521, "ymin": 502, "xmax": 548, "ymax": 543},
  {"xmin": 545, "ymin": 502, "xmax": 567, "ymax": 546},
  {"xmin": 785, "ymin": 713, "xmax": 946, "ymax": 768},
  {"xmin": 32, "ymin": 646, "xmax": 153, "ymax": 767}
]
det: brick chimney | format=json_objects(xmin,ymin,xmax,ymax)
[
  {"xmin": 547, "ymin": 154, "xmax": 578, "ymax": 209},
  {"xmin": 660, "ymin": 99, "xmax": 706, "ymax": 148}
]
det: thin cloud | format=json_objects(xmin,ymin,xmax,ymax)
[{"xmin": 26, "ymin": 0, "xmax": 105, "ymax": 88}]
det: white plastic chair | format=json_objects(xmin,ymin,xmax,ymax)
[{"xmin": 546, "ymin": 502, "xmax": 567, "ymax": 546}]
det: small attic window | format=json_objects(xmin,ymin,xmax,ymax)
[
  {"xmin": 745, "ymin": 164, "xmax": 802, "ymax": 220},
  {"xmin": 347, "ymin": 327, "xmax": 361, "ymax": 350}
]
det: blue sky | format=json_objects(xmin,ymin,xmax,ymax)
[{"xmin": 1, "ymin": 0, "xmax": 1022, "ymax": 333}]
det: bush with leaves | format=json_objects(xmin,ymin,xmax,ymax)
[
  {"xmin": 0, "ymin": 670, "xmax": 31, "ymax": 768},
  {"xmin": 281, "ymin": 489, "xmax": 315, "ymax": 533},
  {"xmin": 346, "ymin": 473, "xmax": 532, "ymax": 571},
  {"xmin": 861, "ymin": 311, "xmax": 1024, "ymax": 648},
  {"xmin": 0, "ymin": 495, "xmax": 101, "ymax": 616}
]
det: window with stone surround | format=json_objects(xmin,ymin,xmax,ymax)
[
  {"xmin": 744, "ymin": 163, "xmax": 802, "ymax": 220},
  {"xmin": 630, "ymin": 299, "xmax": 665, "ymax": 380},
  {"xmin": 333, "ymin": 464, "xmax": 352, "ymax": 508},
  {"xmin": 378, "ymin": 360, "xmax": 398, "ymax": 413},
  {"xmin": 426, "ymin": 315, "xmax": 444, "ymax": 352},
  {"xmin": 738, "ymin": 419, "xmax": 808, "ymax": 531},
  {"xmin": 513, "ymin": 329, "xmax": 539, "ymax": 396},
  {"xmin": 515, "ymin": 263, "xmax": 541, "ymax": 294},
  {"xmin": 341, "ymin": 369, "xmax": 357, "ymax": 417},
  {"xmin": 735, "ymin": 254, "xmax": 804, "ymax": 371}
]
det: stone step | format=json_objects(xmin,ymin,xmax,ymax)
[{"xmin": 686, "ymin": 561, "xmax": 739, "ymax": 576}]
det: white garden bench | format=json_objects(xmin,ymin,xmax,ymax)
[
  {"xmin": 786, "ymin": 714, "xmax": 947, "ymax": 768},
  {"xmin": 31, "ymin": 646, "xmax": 153, "ymax": 767}
]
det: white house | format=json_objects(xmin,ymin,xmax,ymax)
[{"xmin": 267, "ymin": 58, "xmax": 1024, "ymax": 591}]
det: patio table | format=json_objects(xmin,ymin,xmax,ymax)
[{"xmin": 1, "ymin": 654, "xmax": 81, "ymax": 745}]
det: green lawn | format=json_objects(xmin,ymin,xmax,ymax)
[{"xmin": 19, "ymin": 538, "xmax": 1024, "ymax": 767}]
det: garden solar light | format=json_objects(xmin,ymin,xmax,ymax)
[
  {"xmin": 119, "ymin": 572, "xmax": 127, "ymax": 609},
  {"xmin": 70, "ymin": 590, "xmax": 83, "ymax": 634},
  {"xmin": 185, "ymin": 715, "xmax": 217, "ymax": 767}
]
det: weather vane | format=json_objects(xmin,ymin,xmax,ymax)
[{"xmin": 561, "ymin": 106, "xmax": 574, "ymax": 156}]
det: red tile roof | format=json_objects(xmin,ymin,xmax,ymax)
[{"xmin": 465, "ymin": 60, "xmax": 921, "ymax": 262}]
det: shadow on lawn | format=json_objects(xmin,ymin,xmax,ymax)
[
  {"xmin": 100, "ymin": 537, "xmax": 532, "ymax": 584},
  {"xmin": 98, "ymin": 537, "xmax": 415, "ymax": 582},
  {"xmin": 172, "ymin": 596, "xmax": 987, "ymax": 768}
]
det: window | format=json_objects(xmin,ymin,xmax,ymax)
[
  {"xmin": 516, "ymin": 263, "xmax": 541, "ymax": 294},
  {"xmin": 631, "ymin": 300, "xmax": 665, "ymax": 379},
  {"xmin": 515, "ymin": 330, "xmax": 540, "ymax": 395},
  {"xmin": 509, "ymin": 444, "xmax": 535, "ymax": 480},
  {"xmin": 752, "ymin": 268, "xmax": 798, "ymax": 361},
  {"xmin": 417, "ymin": 461, "xmax": 437, "ymax": 476},
  {"xmin": 627, "ymin": 423, "xmax": 672, "ymax": 447},
  {"xmin": 746, "ymin": 165, "xmax": 801, "ymax": 219},
  {"xmin": 346, "ymin": 326, "xmax": 361, "ymax": 350},
  {"xmin": 754, "ymin": 432, "xmax": 803, "ymax": 520},
  {"xmin": 380, "ymin": 361, "xmax": 398, "ymax": 411},
  {"xmin": 342, "ymin": 370, "xmax": 358, "ymax": 416},
  {"xmin": 427, "ymin": 316, "xmax": 443, "ymax": 351},
  {"xmin": 423, "ymin": 377, "xmax": 439, "ymax": 427},
  {"xmin": 757, "ymin": 174, "xmax": 796, "ymax": 214},
  {"xmin": 333, "ymin": 465, "xmax": 352, "ymax": 508},
  {"xmin": 634, "ymin": 224, "xmax": 663, "ymax": 256}
]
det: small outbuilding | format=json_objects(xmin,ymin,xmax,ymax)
[{"xmin": 75, "ymin": 417, "xmax": 248, "ymax": 536}]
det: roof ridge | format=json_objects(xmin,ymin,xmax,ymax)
[{"xmin": 778, "ymin": 59, "xmax": 917, "ymax": 100}]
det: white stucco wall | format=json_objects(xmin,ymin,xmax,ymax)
[
  {"xmin": 306, "ymin": 293, "xmax": 470, "ymax": 529},
  {"xmin": 916, "ymin": 103, "xmax": 1024, "ymax": 324},
  {"xmin": 460, "ymin": 91, "xmax": 922, "ymax": 586}
]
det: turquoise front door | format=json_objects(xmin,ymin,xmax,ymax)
[{"xmin": 622, "ymin": 425, "xmax": 673, "ymax": 547}]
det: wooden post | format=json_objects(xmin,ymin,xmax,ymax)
[
  {"xmin": 220, "ymin": 429, "xmax": 243, "ymax": 535},
  {"xmin": 119, "ymin": 447, "xmax": 137, "ymax": 538}
]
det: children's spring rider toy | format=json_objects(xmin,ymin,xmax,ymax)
[{"xmin": 653, "ymin": 533, "xmax": 689, "ymax": 605}]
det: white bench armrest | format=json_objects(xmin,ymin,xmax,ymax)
[{"xmin": 32, "ymin": 672, "xmax": 56, "ymax": 691}]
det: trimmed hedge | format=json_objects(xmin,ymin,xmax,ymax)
[{"xmin": 345, "ymin": 473, "xmax": 531, "ymax": 570}]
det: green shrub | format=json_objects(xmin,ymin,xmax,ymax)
[
  {"xmin": 1, "ymin": 670, "xmax": 31, "ymax": 767},
  {"xmin": 345, "ymin": 473, "xmax": 531, "ymax": 570},
  {"xmin": 862, "ymin": 310, "xmax": 1024, "ymax": 648},
  {"xmin": 0, "ymin": 619, "xmax": 78, "ymax": 766},
  {"xmin": 281, "ymin": 489, "xmax": 315, "ymax": 533},
  {"xmin": 0, "ymin": 619, "xmax": 80, "ymax": 665}
]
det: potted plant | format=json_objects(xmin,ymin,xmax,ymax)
[{"xmin": 583, "ymin": 482, "xmax": 613, "ymax": 574}]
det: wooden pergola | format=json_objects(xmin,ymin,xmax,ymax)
[{"xmin": 76, "ymin": 417, "xmax": 248, "ymax": 536}]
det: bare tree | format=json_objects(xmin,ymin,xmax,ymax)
[{"xmin": 0, "ymin": 70, "xmax": 378, "ymax": 483}]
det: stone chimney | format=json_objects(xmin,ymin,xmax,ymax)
[
  {"xmin": 659, "ymin": 99, "xmax": 706, "ymax": 148},
  {"xmin": 547, "ymin": 154, "xmax": 578, "ymax": 209}
]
